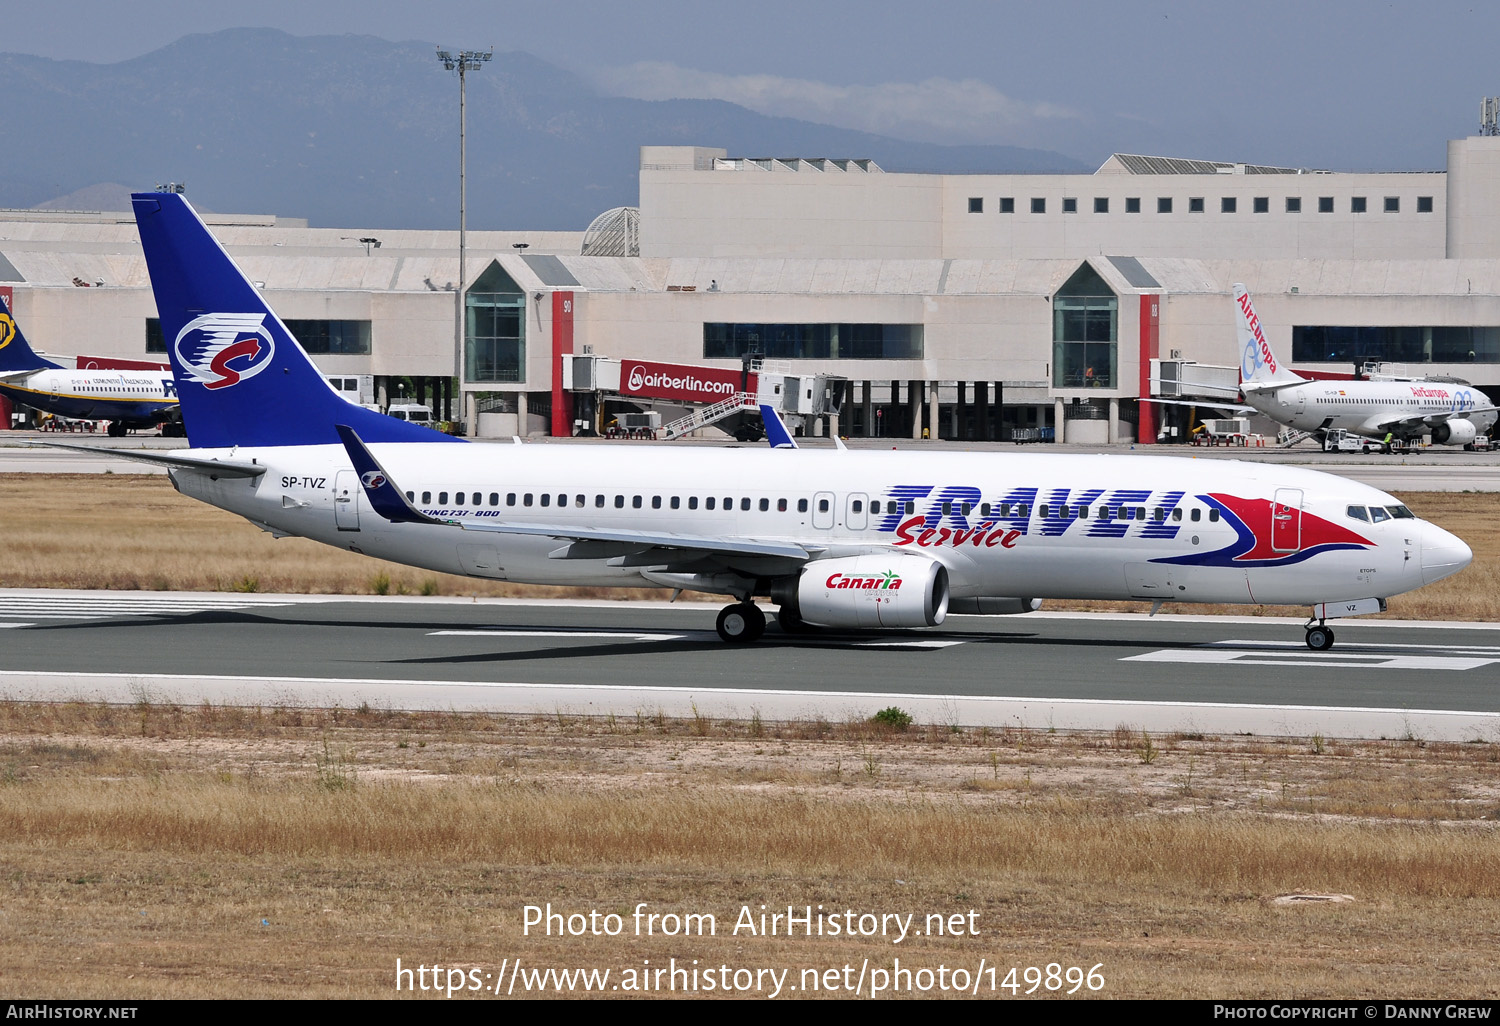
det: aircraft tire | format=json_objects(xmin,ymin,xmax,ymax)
[
  {"xmin": 1305, "ymin": 626, "xmax": 1335, "ymax": 652},
  {"xmin": 716, "ymin": 602, "xmax": 765, "ymax": 644}
]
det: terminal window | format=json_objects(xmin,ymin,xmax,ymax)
[
  {"xmin": 1221, "ymin": 197, "xmax": 1237, "ymax": 213},
  {"xmin": 968, "ymin": 197, "xmax": 983, "ymax": 213},
  {"xmin": 1125, "ymin": 197, "xmax": 1141, "ymax": 213},
  {"xmin": 1253, "ymin": 197, "xmax": 1269, "ymax": 213},
  {"xmin": 704, "ymin": 323, "xmax": 923, "ymax": 360},
  {"xmin": 1063, "ymin": 198, "xmax": 1077, "ymax": 213},
  {"xmin": 146, "ymin": 317, "xmax": 371, "ymax": 355},
  {"xmin": 1294, "ymin": 325, "xmax": 1500, "ymax": 364},
  {"xmin": 1189, "ymin": 197, "xmax": 1205, "ymax": 213},
  {"xmin": 1417, "ymin": 196, "xmax": 1434, "ymax": 212},
  {"xmin": 1286, "ymin": 197, "xmax": 1302, "ymax": 213},
  {"xmin": 999, "ymin": 197, "xmax": 1015, "ymax": 213},
  {"xmin": 1319, "ymin": 197, "xmax": 1334, "ymax": 212},
  {"xmin": 1157, "ymin": 197, "xmax": 1172, "ymax": 213},
  {"xmin": 1384, "ymin": 197, "xmax": 1400, "ymax": 213},
  {"xmin": 1351, "ymin": 196, "xmax": 1367, "ymax": 213},
  {"xmin": 1052, "ymin": 264, "xmax": 1117, "ymax": 389},
  {"xmin": 1031, "ymin": 198, "xmax": 1046, "ymax": 213},
  {"xmin": 1094, "ymin": 197, "xmax": 1109, "ymax": 213}
]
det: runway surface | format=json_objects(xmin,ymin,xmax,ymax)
[{"xmin": 1, "ymin": 591, "xmax": 1496, "ymax": 741}]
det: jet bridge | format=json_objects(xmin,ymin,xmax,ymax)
[{"xmin": 561, "ymin": 352, "xmax": 843, "ymax": 440}]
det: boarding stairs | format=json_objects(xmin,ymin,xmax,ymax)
[
  {"xmin": 1276, "ymin": 427, "xmax": 1318, "ymax": 449},
  {"xmin": 662, "ymin": 392, "xmax": 758, "ymax": 440}
]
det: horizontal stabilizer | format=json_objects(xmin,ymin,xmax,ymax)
[{"xmin": 42, "ymin": 440, "xmax": 266, "ymax": 478}]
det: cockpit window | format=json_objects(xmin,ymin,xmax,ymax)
[
  {"xmin": 1369, "ymin": 506, "xmax": 1391, "ymax": 523},
  {"xmin": 1347, "ymin": 505, "xmax": 1370, "ymax": 523},
  {"xmin": 1387, "ymin": 505, "xmax": 1415, "ymax": 519}
]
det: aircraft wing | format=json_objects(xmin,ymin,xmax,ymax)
[
  {"xmin": 42, "ymin": 440, "xmax": 267, "ymax": 478},
  {"xmin": 335, "ymin": 425, "xmax": 817, "ymax": 569},
  {"xmin": 1368, "ymin": 404, "xmax": 1500, "ymax": 435}
]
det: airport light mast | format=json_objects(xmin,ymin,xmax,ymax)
[{"xmin": 436, "ymin": 47, "xmax": 492, "ymax": 428}]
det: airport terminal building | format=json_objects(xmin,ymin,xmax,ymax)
[{"xmin": 4, "ymin": 132, "xmax": 1500, "ymax": 442}]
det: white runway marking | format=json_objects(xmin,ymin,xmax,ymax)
[
  {"xmin": 1124, "ymin": 639, "xmax": 1500, "ymax": 672},
  {"xmin": 430, "ymin": 629, "xmax": 687, "ymax": 642},
  {"xmin": 0, "ymin": 594, "xmax": 297, "ymax": 621},
  {"xmin": 0, "ymin": 623, "xmax": 33, "ymax": 629},
  {"xmin": 853, "ymin": 639, "xmax": 966, "ymax": 649}
]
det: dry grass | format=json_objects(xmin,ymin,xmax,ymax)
[
  {"xmin": 4, "ymin": 701, "xmax": 1500, "ymax": 997},
  {"xmin": 0, "ymin": 476, "xmax": 1494, "ymax": 619}
]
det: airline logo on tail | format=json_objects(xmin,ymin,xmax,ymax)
[
  {"xmin": 1237, "ymin": 288, "xmax": 1279, "ymax": 379},
  {"xmin": 0, "ymin": 313, "xmax": 14, "ymax": 351},
  {"xmin": 175, "ymin": 313, "xmax": 276, "ymax": 390}
]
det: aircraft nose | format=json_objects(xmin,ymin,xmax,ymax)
[{"xmin": 1420, "ymin": 520, "xmax": 1473, "ymax": 585}]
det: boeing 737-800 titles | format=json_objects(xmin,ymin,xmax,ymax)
[
  {"xmin": 1236, "ymin": 284, "xmax": 1498, "ymax": 447},
  {"xmin": 0, "ymin": 295, "xmax": 181, "ymax": 435},
  {"xmin": 60, "ymin": 193, "xmax": 1474, "ymax": 653}
]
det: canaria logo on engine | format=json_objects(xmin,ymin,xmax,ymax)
[
  {"xmin": 0, "ymin": 313, "xmax": 15, "ymax": 351},
  {"xmin": 174, "ymin": 312, "xmax": 276, "ymax": 390}
]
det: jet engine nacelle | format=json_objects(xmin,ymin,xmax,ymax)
[
  {"xmin": 795, "ymin": 553, "xmax": 949, "ymax": 629},
  {"xmin": 1431, "ymin": 419, "xmax": 1478, "ymax": 446}
]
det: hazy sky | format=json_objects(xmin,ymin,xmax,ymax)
[{"xmin": 7, "ymin": 0, "xmax": 1494, "ymax": 169}]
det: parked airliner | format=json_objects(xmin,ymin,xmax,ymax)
[
  {"xmin": 1237, "ymin": 284, "xmax": 1498, "ymax": 448},
  {"xmin": 0, "ymin": 294, "xmax": 182, "ymax": 436},
  {"xmin": 57, "ymin": 193, "xmax": 1474, "ymax": 652}
]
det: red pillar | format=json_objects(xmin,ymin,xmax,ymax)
[
  {"xmin": 1138, "ymin": 293, "xmax": 1161, "ymax": 444},
  {"xmin": 550, "ymin": 291, "xmax": 574, "ymax": 437}
]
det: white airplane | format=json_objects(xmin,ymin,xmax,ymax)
[
  {"xmin": 0, "ymin": 294, "xmax": 183, "ymax": 436},
  {"xmin": 57, "ymin": 192, "xmax": 1474, "ymax": 653},
  {"xmin": 1236, "ymin": 284, "xmax": 1499, "ymax": 448}
]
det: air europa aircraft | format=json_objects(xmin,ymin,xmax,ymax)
[
  {"xmin": 1236, "ymin": 284, "xmax": 1499, "ymax": 447},
  {"xmin": 0, "ymin": 294, "xmax": 181, "ymax": 436},
  {"xmin": 68, "ymin": 192, "xmax": 1473, "ymax": 652}
]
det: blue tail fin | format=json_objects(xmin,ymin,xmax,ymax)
[
  {"xmin": 0, "ymin": 294, "xmax": 62, "ymax": 373},
  {"xmin": 130, "ymin": 192, "xmax": 460, "ymax": 448}
]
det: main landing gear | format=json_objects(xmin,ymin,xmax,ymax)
[
  {"xmin": 1304, "ymin": 622, "xmax": 1335, "ymax": 651},
  {"xmin": 715, "ymin": 601, "xmax": 766, "ymax": 643}
]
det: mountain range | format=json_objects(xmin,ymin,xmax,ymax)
[{"xmin": 0, "ymin": 28, "xmax": 1090, "ymax": 230}]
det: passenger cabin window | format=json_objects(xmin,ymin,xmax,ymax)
[
  {"xmin": 741, "ymin": 498, "xmax": 751, "ymax": 511},
  {"xmin": 671, "ymin": 496, "xmax": 681, "ymax": 509},
  {"xmin": 507, "ymin": 493, "xmax": 517, "ymax": 506},
  {"xmin": 614, "ymin": 495, "xmax": 624, "ymax": 508},
  {"xmin": 651, "ymin": 496, "xmax": 661, "ymax": 509},
  {"xmin": 439, "ymin": 492, "xmax": 449, "ymax": 504},
  {"xmin": 707, "ymin": 497, "xmax": 717, "ymax": 510},
  {"xmin": 489, "ymin": 493, "xmax": 499, "ymax": 506},
  {"xmin": 778, "ymin": 499, "xmax": 788, "ymax": 512},
  {"xmin": 523, "ymin": 493, "xmax": 533, "ymax": 506},
  {"xmin": 1208, "ymin": 509, "xmax": 1220, "ymax": 522},
  {"xmin": 632, "ymin": 496, "xmax": 643, "ymax": 509},
  {"xmin": 760, "ymin": 498, "xmax": 771, "ymax": 512},
  {"xmin": 798, "ymin": 499, "xmax": 809, "ymax": 513},
  {"xmin": 818, "ymin": 498, "xmax": 830, "ymax": 513},
  {"xmin": 1171, "ymin": 509, "xmax": 1182, "ymax": 521},
  {"xmin": 689, "ymin": 497, "xmax": 699, "ymax": 510},
  {"xmin": 1191, "ymin": 508, "xmax": 1201, "ymax": 522}
]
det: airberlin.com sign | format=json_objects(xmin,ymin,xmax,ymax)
[{"xmin": 619, "ymin": 360, "xmax": 754, "ymax": 404}]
